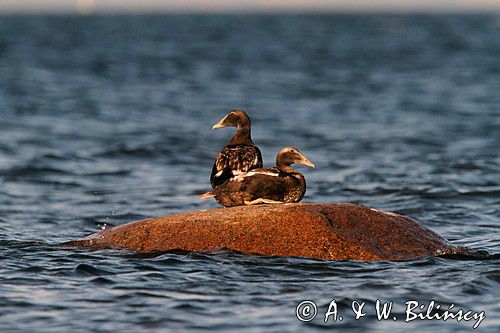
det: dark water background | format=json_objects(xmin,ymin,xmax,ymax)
[{"xmin": 0, "ymin": 14, "xmax": 498, "ymax": 332}]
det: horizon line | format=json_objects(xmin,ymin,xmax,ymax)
[{"xmin": 1, "ymin": 8, "xmax": 499, "ymax": 15}]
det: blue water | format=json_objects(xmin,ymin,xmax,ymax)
[{"xmin": 0, "ymin": 14, "xmax": 498, "ymax": 332}]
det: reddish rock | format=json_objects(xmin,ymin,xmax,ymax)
[{"xmin": 68, "ymin": 203, "xmax": 463, "ymax": 261}]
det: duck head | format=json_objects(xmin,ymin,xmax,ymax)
[
  {"xmin": 276, "ymin": 146, "xmax": 315, "ymax": 173},
  {"xmin": 212, "ymin": 109, "xmax": 251, "ymax": 130}
]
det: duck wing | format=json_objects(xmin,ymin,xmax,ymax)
[
  {"xmin": 210, "ymin": 145, "xmax": 262, "ymax": 188},
  {"xmin": 235, "ymin": 169, "xmax": 287, "ymax": 202}
]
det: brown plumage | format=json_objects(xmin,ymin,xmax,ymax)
[
  {"xmin": 210, "ymin": 110, "xmax": 262, "ymax": 188},
  {"xmin": 200, "ymin": 147, "xmax": 315, "ymax": 207}
]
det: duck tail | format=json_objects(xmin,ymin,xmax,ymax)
[{"xmin": 198, "ymin": 191, "xmax": 215, "ymax": 200}]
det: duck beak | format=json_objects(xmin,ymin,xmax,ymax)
[
  {"xmin": 212, "ymin": 115, "xmax": 228, "ymax": 129},
  {"xmin": 298, "ymin": 153, "xmax": 315, "ymax": 168}
]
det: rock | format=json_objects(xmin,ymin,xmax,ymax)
[{"xmin": 68, "ymin": 203, "xmax": 463, "ymax": 261}]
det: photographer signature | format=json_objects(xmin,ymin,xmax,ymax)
[{"xmin": 296, "ymin": 299, "xmax": 485, "ymax": 329}]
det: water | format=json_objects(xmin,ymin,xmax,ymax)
[{"xmin": 0, "ymin": 14, "xmax": 498, "ymax": 332}]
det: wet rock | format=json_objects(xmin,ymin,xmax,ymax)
[{"xmin": 68, "ymin": 203, "xmax": 463, "ymax": 261}]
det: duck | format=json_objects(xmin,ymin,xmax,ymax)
[
  {"xmin": 210, "ymin": 109, "xmax": 263, "ymax": 188},
  {"xmin": 199, "ymin": 147, "xmax": 315, "ymax": 207}
]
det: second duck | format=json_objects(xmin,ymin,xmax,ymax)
[{"xmin": 199, "ymin": 147, "xmax": 315, "ymax": 207}]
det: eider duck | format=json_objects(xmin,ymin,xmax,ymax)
[
  {"xmin": 199, "ymin": 147, "xmax": 315, "ymax": 207},
  {"xmin": 210, "ymin": 110, "xmax": 263, "ymax": 188}
]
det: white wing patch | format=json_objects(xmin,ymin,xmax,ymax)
[{"xmin": 234, "ymin": 169, "xmax": 280, "ymax": 181}]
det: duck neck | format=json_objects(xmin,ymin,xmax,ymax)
[
  {"xmin": 277, "ymin": 163, "xmax": 295, "ymax": 174},
  {"xmin": 228, "ymin": 126, "xmax": 252, "ymax": 146}
]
